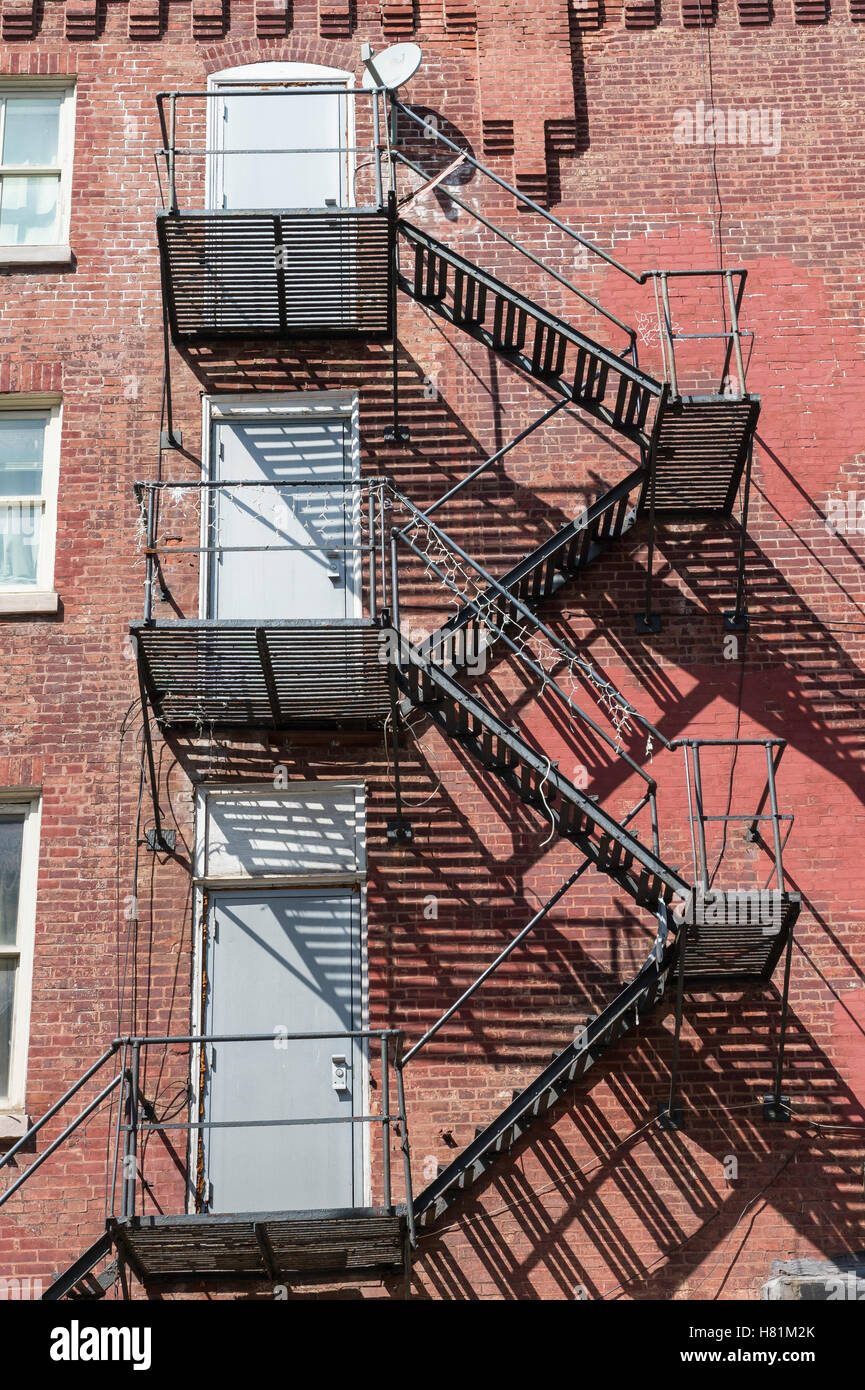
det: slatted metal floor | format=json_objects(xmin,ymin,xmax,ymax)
[
  {"xmin": 108, "ymin": 1211, "xmax": 407, "ymax": 1284},
  {"xmin": 132, "ymin": 619, "xmax": 392, "ymax": 729},
  {"xmin": 158, "ymin": 208, "xmax": 393, "ymax": 343},
  {"xmin": 679, "ymin": 891, "xmax": 800, "ymax": 987},
  {"xmin": 649, "ymin": 395, "xmax": 760, "ymax": 513}
]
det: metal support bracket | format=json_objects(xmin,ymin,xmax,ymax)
[
  {"xmin": 636, "ymin": 613, "xmax": 661, "ymax": 634},
  {"xmin": 658, "ymin": 1102, "xmax": 684, "ymax": 1131},
  {"xmin": 145, "ymin": 828, "xmax": 177, "ymax": 854},
  {"xmin": 763, "ymin": 1094, "xmax": 792, "ymax": 1123},
  {"xmin": 723, "ymin": 609, "xmax": 749, "ymax": 633},
  {"xmin": 384, "ymin": 425, "xmax": 411, "ymax": 444},
  {"xmin": 160, "ymin": 429, "xmax": 183, "ymax": 451}
]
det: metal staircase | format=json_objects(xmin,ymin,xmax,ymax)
[
  {"xmin": 410, "ymin": 906, "xmax": 676, "ymax": 1230},
  {"xmin": 397, "ymin": 646, "xmax": 683, "ymax": 909},
  {"xmin": 397, "ymin": 220, "xmax": 759, "ymax": 515}
]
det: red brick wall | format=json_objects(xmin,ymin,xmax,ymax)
[{"xmin": 1, "ymin": 0, "xmax": 864, "ymax": 1300}]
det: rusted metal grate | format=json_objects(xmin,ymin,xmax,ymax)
[{"xmin": 110, "ymin": 1211, "xmax": 407, "ymax": 1282}]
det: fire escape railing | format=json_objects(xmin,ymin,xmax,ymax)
[
  {"xmin": 387, "ymin": 484, "xmax": 669, "ymax": 774},
  {"xmin": 134, "ymin": 476, "xmax": 392, "ymax": 625},
  {"xmin": 389, "ymin": 97, "xmax": 754, "ymax": 399},
  {"xmin": 0, "ymin": 1030, "xmax": 416, "ymax": 1248},
  {"xmin": 155, "ymin": 86, "xmax": 391, "ymax": 215}
]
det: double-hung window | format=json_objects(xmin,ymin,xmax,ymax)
[
  {"xmin": 0, "ymin": 400, "xmax": 62, "ymax": 611},
  {"xmin": 0, "ymin": 796, "xmax": 40, "ymax": 1112},
  {"xmin": 0, "ymin": 83, "xmax": 75, "ymax": 263}
]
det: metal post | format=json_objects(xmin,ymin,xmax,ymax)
[
  {"xmin": 690, "ymin": 743, "xmax": 711, "ymax": 892},
  {"xmin": 385, "ymin": 190, "xmax": 408, "ymax": 443},
  {"xmin": 659, "ymin": 273, "xmax": 678, "ymax": 398},
  {"xmin": 390, "ymin": 532, "xmax": 401, "ymax": 659},
  {"xmin": 144, "ymin": 487, "xmax": 156, "ymax": 623},
  {"xmin": 766, "ymin": 923, "xmax": 795, "ymax": 1123},
  {"xmin": 765, "ymin": 741, "xmax": 786, "ymax": 893},
  {"xmin": 661, "ymin": 917, "xmax": 688, "ymax": 1131},
  {"xmin": 394, "ymin": 1051, "xmax": 416, "ymax": 1248},
  {"xmin": 168, "ymin": 93, "xmax": 178, "ymax": 214},
  {"xmin": 381, "ymin": 1035, "xmax": 392, "ymax": 1210},
  {"xmin": 637, "ymin": 436, "xmax": 660, "ymax": 635},
  {"xmin": 372, "ymin": 90, "xmax": 383, "ymax": 209},
  {"xmin": 386, "ymin": 662, "xmax": 412, "ymax": 843},
  {"xmin": 125, "ymin": 1042, "xmax": 140, "ymax": 1219},
  {"xmin": 681, "ymin": 743, "xmax": 700, "ymax": 886},
  {"xmin": 649, "ymin": 789, "xmax": 660, "ymax": 858},
  {"xmin": 367, "ymin": 485, "xmax": 377, "ymax": 621},
  {"xmin": 725, "ymin": 270, "xmax": 746, "ymax": 397},
  {"xmin": 724, "ymin": 440, "xmax": 753, "ymax": 633}
]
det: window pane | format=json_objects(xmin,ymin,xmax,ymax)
[
  {"xmin": 0, "ymin": 958, "xmax": 15, "ymax": 1097},
  {"xmin": 1, "ymin": 96, "xmax": 61, "ymax": 167},
  {"xmin": 0, "ymin": 814, "xmax": 25, "ymax": 945},
  {"xmin": 0, "ymin": 174, "xmax": 59, "ymax": 245},
  {"xmin": 0, "ymin": 417, "xmax": 45, "ymax": 495},
  {"xmin": 0, "ymin": 502, "xmax": 41, "ymax": 586}
]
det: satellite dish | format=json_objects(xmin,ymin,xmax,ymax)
[{"xmin": 362, "ymin": 43, "xmax": 423, "ymax": 91}]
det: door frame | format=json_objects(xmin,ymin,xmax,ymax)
[
  {"xmin": 199, "ymin": 390, "xmax": 363, "ymax": 623},
  {"xmin": 205, "ymin": 61, "xmax": 357, "ymax": 212},
  {"xmin": 189, "ymin": 781, "xmax": 370, "ymax": 1214}
]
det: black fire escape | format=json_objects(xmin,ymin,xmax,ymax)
[{"xmin": 1, "ymin": 78, "xmax": 801, "ymax": 1299}]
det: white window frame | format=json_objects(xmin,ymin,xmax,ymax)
[
  {"xmin": 190, "ymin": 782, "xmax": 370, "ymax": 1210},
  {"xmin": 0, "ymin": 394, "xmax": 62, "ymax": 615},
  {"xmin": 0, "ymin": 792, "xmax": 41, "ymax": 1113},
  {"xmin": 205, "ymin": 62, "xmax": 356, "ymax": 212},
  {"xmin": 0, "ymin": 80, "xmax": 76, "ymax": 266},
  {"xmin": 199, "ymin": 390, "xmax": 362, "ymax": 622}
]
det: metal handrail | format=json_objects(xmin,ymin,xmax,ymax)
[
  {"xmin": 388, "ymin": 483, "xmax": 669, "ymax": 753},
  {"xmin": 155, "ymin": 86, "xmax": 387, "ymax": 215},
  {"xmin": 673, "ymin": 737, "xmax": 792, "ymax": 894},
  {"xmin": 1, "ymin": 1031, "xmax": 414, "ymax": 1242},
  {"xmin": 392, "ymin": 98, "xmax": 753, "ymax": 394},
  {"xmin": 400, "ymin": 781, "xmax": 659, "ymax": 1071},
  {"xmin": 114, "ymin": 1030, "xmax": 411, "ymax": 1228},
  {"xmin": 391, "ymin": 97, "xmax": 642, "ymax": 283},
  {"xmin": 392, "ymin": 146, "xmax": 640, "ymax": 360},
  {"xmin": 135, "ymin": 476, "xmax": 391, "ymax": 625}
]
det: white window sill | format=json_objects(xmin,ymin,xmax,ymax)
[
  {"xmin": 0, "ymin": 590, "xmax": 59, "ymax": 615},
  {"xmin": 0, "ymin": 245, "xmax": 72, "ymax": 268},
  {"xmin": 0, "ymin": 1111, "xmax": 30, "ymax": 1144}
]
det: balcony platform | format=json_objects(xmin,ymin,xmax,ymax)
[
  {"xmin": 157, "ymin": 207, "xmax": 393, "ymax": 344},
  {"xmin": 679, "ymin": 891, "xmax": 801, "ymax": 988},
  {"xmin": 648, "ymin": 394, "xmax": 761, "ymax": 514},
  {"xmin": 131, "ymin": 619, "xmax": 393, "ymax": 730},
  {"xmin": 107, "ymin": 1209, "xmax": 407, "ymax": 1284}
]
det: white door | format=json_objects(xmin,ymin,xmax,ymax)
[
  {"xmin": 201, "ymin": 888, "xmax": 364, "ymax": 1213},
  {"xmin": 207, "ymin": 413, "xmax": 360, "ymax": 621},
  {"xmin": 209, "ymin": 80, "xmax": 350, "ymax": 210}
]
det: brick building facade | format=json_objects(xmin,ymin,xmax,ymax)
[{"xmin": 0, "ymin": 0, "xmax": 864, "ymax": 1302}]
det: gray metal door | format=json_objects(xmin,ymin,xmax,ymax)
[
  {"xmin": 201, "ymin": 888, "xmax": 364, "ymax": 1214},
  {"xmin": 207, "ymin": 415, "xmax": 359, "ymax": 621},
  {"xmin": 209, "ymin": 81, "xmax": 349, "ymax": 211}
]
